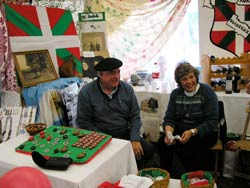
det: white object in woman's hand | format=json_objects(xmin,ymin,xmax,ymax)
[{"xmin": 165, "ymin": 131, "xmax": 176, "ymax": 145}]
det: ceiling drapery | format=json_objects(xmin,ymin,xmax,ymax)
[{"xmin": 85, "ymin": 0, "xmax": 191, "ymax": 79}]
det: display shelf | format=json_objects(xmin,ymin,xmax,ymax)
[{"xmin": 209, "ymin": 53, "xmax": 250, "ymax": 91}]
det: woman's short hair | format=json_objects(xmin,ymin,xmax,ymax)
[{"xmin": 174, "ymin": 61, "xmax": 200, "ymax": 87}]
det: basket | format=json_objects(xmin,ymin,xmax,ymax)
[
  {"xmin": 137, "ymin": 168, "xmax": 170, "ymax": 188},
  {"xmin": 25, "ymin": 123, "xmax": 47, "ymax": 136},
  {"xmin": 180, "ymin": 171, "xmax": 214, "ymax": 188}
]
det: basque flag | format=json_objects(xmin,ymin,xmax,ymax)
[
  {"xmin": 4, "ymin": 3, "xmax": 82, "ymax": 76},
  {"xmin": 210, "ymin": 0, "xmax": 250, "ymax": 56}
]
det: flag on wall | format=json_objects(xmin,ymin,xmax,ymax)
[
  {"xmin": 4, "ymin": 3, "xmax": 83, "ymax": 76},
  {"xmin": 208, "ymin": 0, "xmax": 250, "ymax": 57}
]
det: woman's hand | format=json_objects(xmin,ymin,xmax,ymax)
[
  {"xmin": 131, "ymin": 141, "xmax": 144, "ymax": 160},
  {"xmin": 164, "ymin": 125, "xmax": 175, "ymax": 145},
  {"xmin": 179, "ymin": 130, "xmax": 193, "ymax": 144},
  {"xmin": 164, "ymin": 131, "xmax": 176, "ymax": 145}
]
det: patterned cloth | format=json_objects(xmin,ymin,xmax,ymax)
[
  {"xmin": 0, "ymin": 4, "xmax": 18, "ymax": 91},
  {"xmin": 22, "ymin": 77, "xmax": 82, "ymax": 126},
  {"xmin": 84, "ymin": 0, "xmax": 190, "ymax": 79}
]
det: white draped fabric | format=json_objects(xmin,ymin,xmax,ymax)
[{"xmin": 84, "ymin": 0, "xmax": 191, "ymax": 79}]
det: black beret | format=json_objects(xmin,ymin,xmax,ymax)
[{"xmin": 94, "ymin": 57, "xmax": 123, "ymax": 71}]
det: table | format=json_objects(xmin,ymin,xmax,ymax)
[
  {"xmin": 216, "ymin": 91, "xmax": 250, "ymax": 134},
  {"xmin": 0, "ymin": 134, "xmax": 138, "ymax": 188}
]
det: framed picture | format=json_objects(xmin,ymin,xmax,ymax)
[
  {"xmin": 81, "ymin": 55, "xmax": 103, "ymax": 78},
  {"xmin": 13, "ymin": 50, "xmax": 58, "ymax": 87},
  {"xmin": 81, "ymin": 32, "xmax": 106, "ymax": 51}
]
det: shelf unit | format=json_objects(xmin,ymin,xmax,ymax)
[{"xmin": 209, "ymin": 53, "xmax": 250, "ymax": 91}]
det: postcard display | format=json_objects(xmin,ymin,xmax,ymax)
[
  {"xmin": 0, "ymin": 106, "xmax": 37, "ymax": 143},
  {"xmin": 78, "ymin": 12, "xmax": 107, "ymax": 52},
  {"xmin": 78, "ymin": 12, "xmax": 110, "ymax": 77}
]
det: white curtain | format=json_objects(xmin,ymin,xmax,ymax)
[{"xmin": 85, "ymin": 0, "xmax": 191, "ymax": 79}]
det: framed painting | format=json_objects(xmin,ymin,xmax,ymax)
[
  {"xmin": 81, "ymin": 32, "xmax": 106, "ymax": 52},
  {"xmin": 13, "ymin": 49, "xmax": 58, "ymax": 87}
]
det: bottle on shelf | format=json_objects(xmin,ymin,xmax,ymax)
[
  {"xmin": 208, "ymin": 54, "xmax": 216, "ymax": 62},
  {"xmin": 233, "ymin": 67, "xmax": 241, "ymax": 93},
  {"xmin": 225, "ymin": 66, "xmax": 233, "ymax": 94}
]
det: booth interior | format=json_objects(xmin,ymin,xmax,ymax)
[{"xmin": 1, "ymin": 1, "xmax": 250, "ymax": 188}]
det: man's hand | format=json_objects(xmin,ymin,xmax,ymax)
[{"xmin": 131, "ymin": 141, "xmax": 144, "ymax": 160}]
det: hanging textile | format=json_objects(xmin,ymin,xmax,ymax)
[
  {"xmin": 84, "ymin": 0, "xmax": 190, "ymax": 79},
  {"xmin": 0, "ymin": 3, "xmax": 18, "ymax": 91}
]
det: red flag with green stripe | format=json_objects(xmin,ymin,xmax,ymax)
[
  {"xmin": 56, "ymin": 47, "xmax": 82, "ymax": 77},
  {"xmin": 5, "ymin": 4, "xmax": 82, "ymax": 76},
  {"xmin": 5, "ymin": 4, "xmax": 42, "ymax": 36},
  {"xmin": 46, "ymin": 7, "xmax": 77, "ymax": 36}
]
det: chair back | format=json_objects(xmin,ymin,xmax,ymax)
[{"xmin": 218, "ymin": 101, "xmax": 227, "ymax": 146}]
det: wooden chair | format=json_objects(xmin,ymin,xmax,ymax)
[
  {"xmin": 210, "ymin": 101, "xmax": 227, "ymax": 178},
  {"xmin": 234, "ymin": 101, "xmax": 250, "ymax": 179}
]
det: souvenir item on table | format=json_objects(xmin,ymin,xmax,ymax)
[
  {"xmin": 131, "ymin": 70, "xmax": 152, "ymax": 86},
  {"xmin": 15, "ymin": 126, "xmax": 112, "ymax": 164},
  {"xmin": 25, "ymin": 123, "xmax": 47, "ymax": 136},
  {"xmin": 59, "ymin": 82, "xmax": 80, "ymax": 127},
  {"xmin": 98, "ymin": 181, "xmax": 123, "ymax": 188},
  {"xmin": 119, "ymin": 174, "xmax": 153, "ymax": 188},
  {"xmin": 180, "ymin": 171, "xmax": 214, "ymax": 188},
  {"xmin": 0, "ymin": 106, "xmax": 36, "ymax": 143},
  {"xmin": 59, "ymin": 55, "xmax": 75, "ymax": 78},
  {"xmin": 137, "ymin": 168, "xmax": 170, "ymax": 188},
  {"xmin": 32, "ymin": 151, "xmax": 72, "ymax": 171}
]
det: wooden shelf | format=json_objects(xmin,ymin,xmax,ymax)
[{"xmin": 209, "ymin": 53, "xmax": 250, "ymax": 91}]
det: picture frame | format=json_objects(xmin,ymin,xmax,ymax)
[
  {"xmin": 81, "ymin": 50, "xmax": 109, "ymax": 78},
  {"xmin": 81, "ymin": 32, "xmax": 106, "ymax": 52},
  {"xmin": 13, "ymin": 49, "xmax": 58, "ymax": 87}
]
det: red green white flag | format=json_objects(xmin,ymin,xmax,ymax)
[{"xmin": 4, "ymin": 4, "xmax": 82, "ymax": 76}]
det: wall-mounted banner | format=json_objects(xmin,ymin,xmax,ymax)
[
  {"xmin": 5, "ymin": 4, "xmax": 82, "ymax": 76},
  {"xmin": 203, "ymin": 0, "xmax": 250, "ymax": 57},
  {"xmin": 78, "ymin": 12, "xmax": 107, "ymax": 53}
]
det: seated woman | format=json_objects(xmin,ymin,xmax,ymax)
[{"xmin": 158, "ymin": 62, "xmax": 218, "ymax": 177}]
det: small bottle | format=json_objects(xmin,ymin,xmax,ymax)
[
  {"xmin": 225, "ymin": 66, "xmax": 233, "ymax": 94},
  {"xmin": 208, "ymin": 54, "xmax": 216, "ymax": 62},
  {"xmin": 151, "ymin": 62, "xmax": 160, "ymax": 90},
  {"xmin": 152, "ymin": 62, "xmax": 160, "ymax": 79},
  {"xmin": 233, "ymin": 67, "xmax": 241, "ymax": 93}
]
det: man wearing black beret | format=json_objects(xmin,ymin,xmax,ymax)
[{"xmin": 76, "ymin": 57, "xmax": 155, "ymax": 167}]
